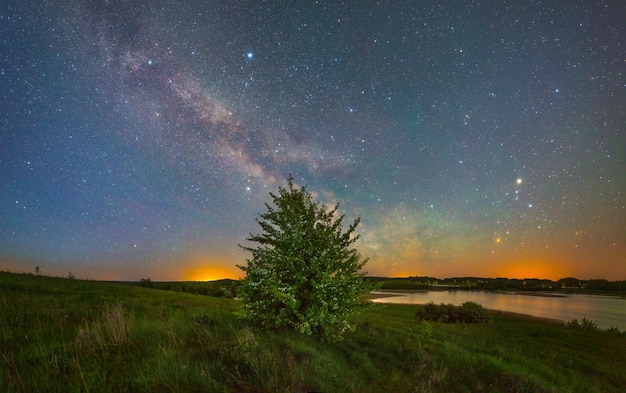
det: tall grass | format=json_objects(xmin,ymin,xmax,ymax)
[{"xmin": 1, "ymin": 271, "xmax": 625, "ymax": 392}]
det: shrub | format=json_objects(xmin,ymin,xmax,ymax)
[
  {"xmin": 567, "ymin": 318, "xmax": 580, "ymax": 328},
  {"xmin": 607, "ymin": 327, "xmax": 625, "ymax": 336},
  {"xmin": 567, "ymin": 317, "xmax": 598, "ymax": 331},
  {"xmin": 416, "ymin": 302, "xmax": 489, "ymax": 324},
  {"xmin": 580, "ymin": 317, "xmax": 598, "ymax": 331},
  {"xmin": 417, "ymin": 302, "xmax": 449, "ymax": 322},
  {"xmin": 461, "ymin": 301, "xmax": 489, "ymax": 323}
]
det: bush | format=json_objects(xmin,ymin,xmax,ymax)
[
  {"xmin": 461, "ymin": 301, "xmax": 489, "ymax": 323},
  {"xmin": 416, "ymin": 302, "xmax": 489, "ymax": 324},
  {"xmin": 607, "ymin": 327, "xmax": 625, "ymax": 336},
  {"xmin": 139, "ymin": 278, "xmax": 154, "ymax": 288},
  {"xmin": 567, "ymin": 317, "xmax": 598, "ymax": 331}
]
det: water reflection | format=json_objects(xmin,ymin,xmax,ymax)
[{"xmin": 372, "ymin": 291, "xmax": 626, "ymax": 330}]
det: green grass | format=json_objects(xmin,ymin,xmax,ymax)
[{"xmin": 1, "ymin": 271, "xmax": 625, "ymax": 392}]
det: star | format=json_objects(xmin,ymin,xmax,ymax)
[{"xmin": 0, "ymin": 0, "xmax": 623, "ymax": 281}]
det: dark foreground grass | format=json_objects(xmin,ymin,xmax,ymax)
[{"xmin": 1, "ymin": 272, "xmax": 624, "ymax": 392}]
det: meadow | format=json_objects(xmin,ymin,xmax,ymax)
[{"xmin": 1, "ymin": 271, "xmax": 625, "ymax": 392}]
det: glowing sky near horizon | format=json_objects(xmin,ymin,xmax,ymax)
[{"xmin": 1, "ymin": 1, "xmax": 625, "ymax": 281}]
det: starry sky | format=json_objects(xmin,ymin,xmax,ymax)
[{"xmin": 1, "ymin": 1, "xmax": 625, "ymax": 281}]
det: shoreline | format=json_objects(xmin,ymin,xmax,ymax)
[
  {"xmin": 369, "ymin": 290, "xmax": 626, "ymax": 330},
  {"xmin": 369, "ymin": 294, "xmax": 566, "ymax": 326},
  {"xmin": 371, "ymin": 288, "xmax": 625, "ymax": 299}
]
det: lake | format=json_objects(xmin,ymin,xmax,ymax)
[{"xmin": 372, "ymin": 290, "xmax": 626, "ymax": 330}]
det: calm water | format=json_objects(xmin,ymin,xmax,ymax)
[{"xmin": 372, "ymin": 290, "xmax": 626, "ymax": 330}]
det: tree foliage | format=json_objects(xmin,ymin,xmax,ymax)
[{"xmin": 237, "ymin": 176, "xmax": 370, "ymax": 339}]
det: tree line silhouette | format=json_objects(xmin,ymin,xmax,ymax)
[{"xmin": 370, "ymin": 276, "xmax": 626, "ymax": 292}]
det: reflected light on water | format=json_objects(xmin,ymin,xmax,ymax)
[{"xmin": 373, "ymin": 291, "xmax": 626, "ymax": 330}]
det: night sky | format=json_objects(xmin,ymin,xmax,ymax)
[{"xmin": 1, "ymin": 1, "xmax": 625, "ymax": 281}]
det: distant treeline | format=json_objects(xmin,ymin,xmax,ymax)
[
  {"xmin": 131, "ymin": 276, "xmax": 626, "ymax": 298},
  {"xmin": 367, "ymin": 276, "xmax": 626, "ymax": 292},
  {"xmin": 135, "ymin": 278, "xmax": 238, "ymax": 298}
]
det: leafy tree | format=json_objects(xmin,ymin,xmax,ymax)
[{"xmin": 238, "ymin": 176, "xmax": 370, "ymax": 339}]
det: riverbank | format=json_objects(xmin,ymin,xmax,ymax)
[
  {"xmin": 373, "ymin": 287, "xmax": 626, "ymax": 298},
  {"xmin": 370, "ymin": 289, "xmax": 570, "ymax": 299},
  {"xmin": 510, "ymin": 290, "xmax": 567, "ymax": 297},
  {"xmin": 371, "ymin": 289, "xmax": 626, "ymax": 330},
  {"xmin": 370, "ymin": 291, "xmax": 566, "ymax": 325}
]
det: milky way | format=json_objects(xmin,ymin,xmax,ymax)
[{"xmin": 1, "ymin": 1, "xmax": 625, "ymax": 280}]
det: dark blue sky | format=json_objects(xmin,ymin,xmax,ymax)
[{"xmin": 1, "ymin": 1, "xmax": 624, "ymax": 280}]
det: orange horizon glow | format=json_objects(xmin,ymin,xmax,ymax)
[
  {"xmin": 366, "ymin": 256, "xmax": 580, "ymax": 281},
  {"xmin": 183, "ymin": 264, "xmax": 241, "ymax": 281},
  {"xmin": 2, "ymin": 253, "xmax": 622, "ymax": 282},
  {"xmin": 487, "ymin": 259, "xmax": 569, "ymax": 281}
]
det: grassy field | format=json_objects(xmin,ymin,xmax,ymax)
[{"xmin": 1, "ymin": 271, "xmax": 624, "ymax": 392}]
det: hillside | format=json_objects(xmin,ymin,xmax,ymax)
[{"xmin": 1, "ymin": 271, "xmax": 625, "ymax": 392}]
